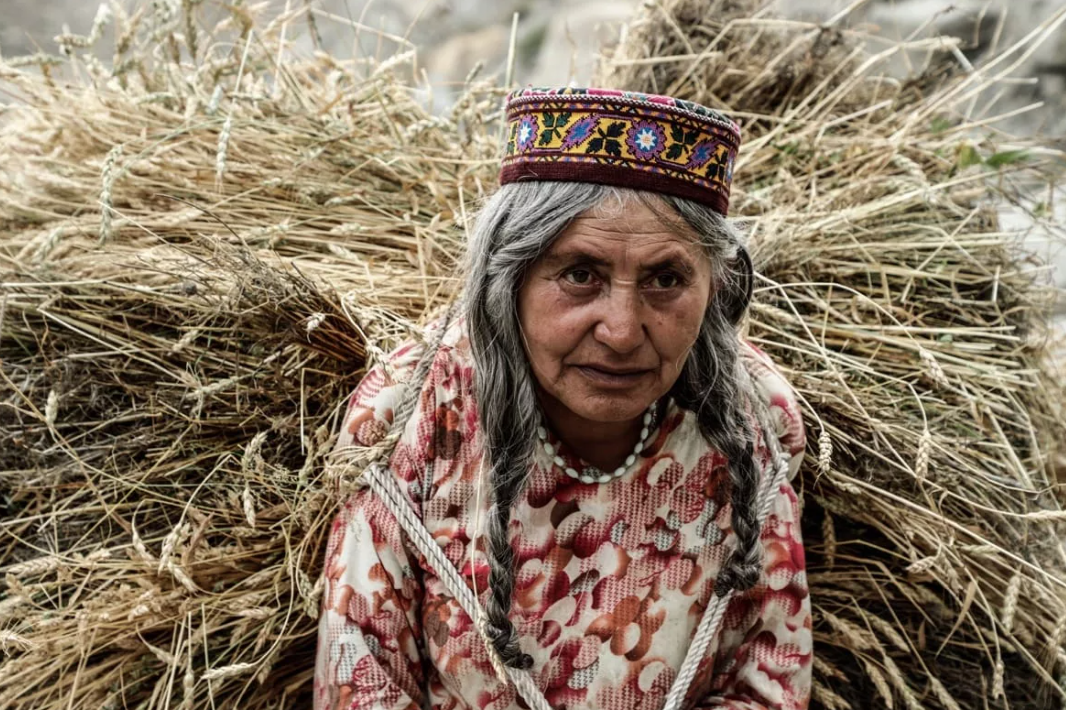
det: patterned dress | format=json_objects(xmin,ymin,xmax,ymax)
[{"xmin": 314, "ymin": 316, "xmax": 812, "ymax": 710}]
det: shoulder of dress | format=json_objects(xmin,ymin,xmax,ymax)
[
  {"xmin": 376, "ymin": 312, "xmax": 468, "ymax": 381},
  {"xmin": 435, "ymin": 310, "xmax": 467, "ymax": 347},
  {"xmin": 738, "ymin": 338, "xmax": 807, "ymax": 481},
  {"xmin": 738, "ymin": 338, "xmax": 797, "ymax": 405},
  {"xmin": 427, "ymin": 312, "xmax": 475, "ymax": 378}
]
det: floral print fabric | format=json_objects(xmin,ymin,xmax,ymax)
[{"xmin": 314, "ymin": 316, "xmax": 811, "ymax": 710}]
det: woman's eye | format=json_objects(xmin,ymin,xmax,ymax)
[
  {"xmin": 651, "ymin": 272, "xmax": 682, "ymax": 289},
  {"xmin": 564, "ymin": 269, "xmax": 595, "ymax": 286}
]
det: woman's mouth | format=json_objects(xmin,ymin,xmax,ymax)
[{"xmin": 575, "ymin": 365, "xmax": 652, "ymax": 387}]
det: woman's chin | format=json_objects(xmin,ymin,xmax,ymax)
[{"xmin": 562, "ymin": 390, "xmax": 657, "ymax": 424}]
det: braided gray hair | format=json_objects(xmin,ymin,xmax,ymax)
[{"xmin": 463, "ymin": 181, "xmax": 759, "ymax": 669}]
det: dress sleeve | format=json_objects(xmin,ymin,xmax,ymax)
[
  {"xmin": 332, "ymin": 338, "xmax": 427, "ymax": 452},
  {"xmin": 697, "ymin": 341, "xmax": 813, "ymax": 710},
  {"xmin": 313, "ymin": 338, "xmax": 433, "ymax": 710}
]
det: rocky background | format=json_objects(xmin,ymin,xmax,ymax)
[
  {"xmin": 5, "ymin": 0, "xmax": 1064, "ymax": 126},
  {"xmin": 5, "ymin": 0, "xmax": 1065, "ymax": 130},
  {"xmin": 4, "ymin": 0, "xmax": 1064, "ymax": 319}
]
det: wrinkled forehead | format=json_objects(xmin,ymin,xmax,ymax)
[{"xmin": 551, "ymin": 194, "xmax": 707, "ymax": 257}]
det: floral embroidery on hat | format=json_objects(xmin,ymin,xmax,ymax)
[
  {"xmin": 562, "ymin": 115, "xmax": 598, "ymax": 150},
  {"xmin": 517, "ymin": 114, "xmax": 538, "ymax": 152},
  {"xmin": 686, "ymin": 140, "xmax": 718, "ymax": 170},
  {"xmin": 626, "ymin": 120, "xmax": 667, "ymax": 159},
  {"xmin": 500, "ymin": 87, "xmax": 742, "ymax": 215}
]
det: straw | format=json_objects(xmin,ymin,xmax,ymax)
[
  {"xmin": 1, "ymin": 1, "xmax": 1064, "ymax": 709},
  {"xmin": 600, "ymin": 1, "xmax": 1066, "ymax": 707}
]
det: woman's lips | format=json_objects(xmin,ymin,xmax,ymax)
[{"xmin": 574, "ymin": 365, "xmax": 652, "ymax": 387}]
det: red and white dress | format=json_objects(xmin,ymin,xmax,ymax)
[{"xmin": 314, "ymin": 316, "xmax": 812, "ymax": 710}]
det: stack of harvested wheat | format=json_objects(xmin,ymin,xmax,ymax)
[
  {"xmin": 0, "ymin": 4, "xmax": 499, "ymax": 708},
  {"xmin": 1, "ymin": 1, "xmax": 1064, "ymax": 709},
  {"xmin": 602, "ymin": 1, "xmax": 1066, "ymax": 707}
]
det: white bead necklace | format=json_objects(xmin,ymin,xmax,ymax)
[{"xmin": 536, "ymin": 401, "xmax": 659, "ymax": 485}]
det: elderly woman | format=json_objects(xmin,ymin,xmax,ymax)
[{"xmin": 315, "ymin": 88, "xmax": 812, "ymax": 710}]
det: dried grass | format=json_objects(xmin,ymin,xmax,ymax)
[
  {"xmin": 0, "ymin": 3, "xmax": 498, "ymax": 708},
  {"xmin": 602, "ymin": 1, "xmax": 1066, "ymax": 707},
  {"xmin": 0, "ymin": 0, "xmax": 1064, "ymax": 709}
]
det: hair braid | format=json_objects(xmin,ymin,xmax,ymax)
[
  {"xmin": 662, "ymin": 194, "xmax": 764, "ymax": 597},
  {"xmin": 671, "ymin": 325, "xmax": 763, "ymax": 597},
  {"xmin": 713, "ymin": 435, "xmax": 763, "ymax": 595},
  {"xmin": 483, "ymin": 456, "xmax": 535, "ymax": 669}
]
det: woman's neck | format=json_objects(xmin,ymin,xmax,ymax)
[{"xmin": 535, "ymin": 391, "xmax": 645, "ymax": 471}]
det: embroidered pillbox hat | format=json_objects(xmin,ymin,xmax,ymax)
[{"xmin": 500, "ymin": 86, "xmax": 742, "ymax": 216}]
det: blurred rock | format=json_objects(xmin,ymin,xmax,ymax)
[
  {"xmin": 428, "ymin": 24, "xmax": 511, "ymax": 85},
  {"xmin": 773, "ymin": 0, "xmax": 1066, "ymax": 137},
  {"xmin": 2, "ymin": 0, "xmax": 101, "ymax": 58},
  {"xmin": 526, "ymin": 0, "xmax": 636, "ymax": 87}
]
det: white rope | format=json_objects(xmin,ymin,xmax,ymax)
[
  {"xmin": 359, "ymin": 314, "xmax": 792, "ymax": 710},
  {"xmin": 363, "ymin": 462, "xmax": 552, "ymax": 710}
]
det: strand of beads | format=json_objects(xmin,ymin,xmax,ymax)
[{"xmin": 536, "ymin": 401, "xmax": 658, "ymax": 484}]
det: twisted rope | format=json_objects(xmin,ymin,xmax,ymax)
[
  {"xmin": 359, "ymin": 315, "xmax": 792, "ymax": 710},
  {"xmin": 363, "ymin": 461, "xmax": 552, "ymax": 710},
  {"xmin": 361, "ymin": 302, "xmax": 550, "ymax": 708}
]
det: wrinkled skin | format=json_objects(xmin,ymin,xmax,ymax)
[{"xmin": 517, "ymin": 198, "xmax": 714, "ymax": 470}]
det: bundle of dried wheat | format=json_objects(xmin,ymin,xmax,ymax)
[
  {"xmin": 0, "ymin": 3, "xmax": 499, "ymax": 708},
  {"xmin": 1, "ymin": 0, "xmax": 1065, "ymax": 709},
  {"xmin": 601, "ymin": 1, "xmax": 1066, "ymax": 708}
]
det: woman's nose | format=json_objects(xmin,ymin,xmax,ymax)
[{"xmin": 592, "ymin": 284, "xmax": 645, "ymax": 353}]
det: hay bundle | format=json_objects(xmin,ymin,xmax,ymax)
[
  {"xmin": 0, "ymin": 4, "xmax": 498, "ymax": 707},
  {"xmin": 0, "ymin": 1, "xmax": 1064, "ymax": 709},
  {"xmin": 602, "ymin": 1, "xmax": 1066, "ymax": 707}
]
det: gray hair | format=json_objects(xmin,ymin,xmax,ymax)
[{"xmin": 463, "ymin": 181, "xmax": 759, "ymax": 669}]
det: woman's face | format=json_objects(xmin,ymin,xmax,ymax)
[{"xmin": 517, "ymin": 197, "xmax": 714, "ymax": 425}]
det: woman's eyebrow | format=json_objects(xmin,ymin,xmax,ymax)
[
  {"xmin": 540, "ymin": 250, "xmax": 611, "ymax": 269},
  {"xmin": 640, "ymin": 256, "xmax": 696, "ymax": 276},
  {"xmin": 541, "ymin": 250, "xmax": 698, "ymax": 275}
]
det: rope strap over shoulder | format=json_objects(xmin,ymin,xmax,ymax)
[
  {"xmin": 362, "ymin": 304, "xmax": 551, "ymax": 706},
  {"xmin": 363, "ymin": 462, "xmax": 553, "ymax": 710}
]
